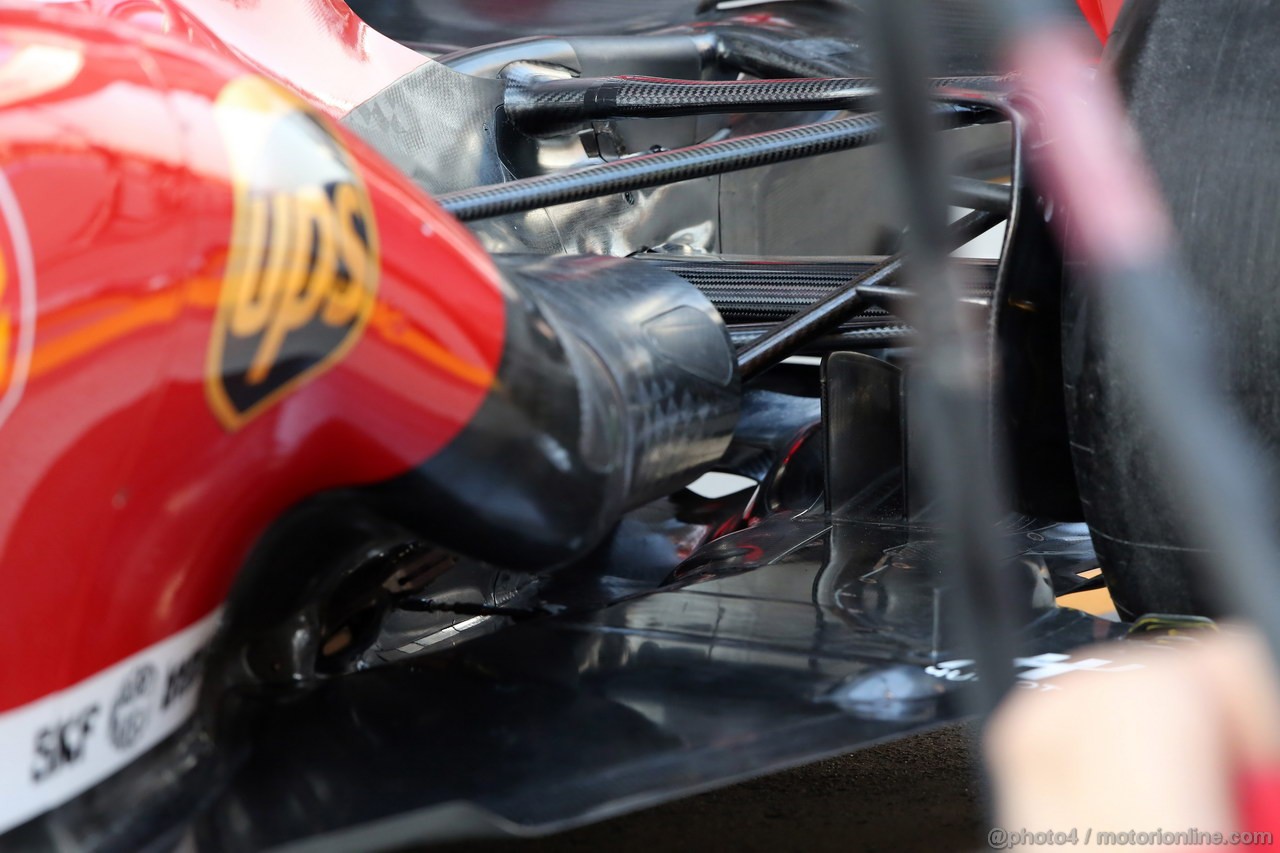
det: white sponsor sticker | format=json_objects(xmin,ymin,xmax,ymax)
[
  {"xmin": 0, "ymin": 609, "xmax": 221, "ymax": 835},
  {"xmin": 685, "ymin": 472, "xmax": 758, "ymax": 500},
  {"xmin": 924, "ymin": 652, "xmax": 1144, "ymax": 692}
]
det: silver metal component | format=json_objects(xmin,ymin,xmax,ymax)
[
  {"xmin": 719, "ymin": 122, "xmax": 1011, "ymax": 256},
  {"xmin": 343, "ymin": 59, "xmax": 509, "ymax": 195},
  {"xmin": 374, "ymin": 566, "xmax": 536, "ymax": 662},
  {"xmin": 346, "ymin": 42, "xmax": 726, "ymax": 256}
]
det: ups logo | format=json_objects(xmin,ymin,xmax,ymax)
[{"xmin": 206, "ymin": 76, "xmax": 379, "ymax": 430}]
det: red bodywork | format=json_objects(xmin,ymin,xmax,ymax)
[
  {"xmin": 50, "ymin": 0, "xmax": 427, "ymax": 116},
  {"xmin": 1076, "ymin": 0, "xmax": 1125, "ymax": 43},
  {"xmin": 0, "ymin": 5, "xmax": 505, "ymax": 714}
]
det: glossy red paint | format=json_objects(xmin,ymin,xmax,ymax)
[
  {"xmin": 0, "ymin": 6, "xmax": 505, "ymax": 712},
  {"xmin": 1076, "ymin": 0, "xmax": 1125, "ymax": 43},
  {"xmin": 38, "ymin": 0, "xmax": 426, "ymax": 116}
]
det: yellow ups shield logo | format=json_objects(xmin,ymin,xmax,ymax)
[{"xmin": 207, "ymin": 76, "xmax": 379, "ymax": 430}]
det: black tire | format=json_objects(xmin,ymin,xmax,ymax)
[{"xmin": 1063, "ymin": 0, "xmax": 1280, "ymax": 619}]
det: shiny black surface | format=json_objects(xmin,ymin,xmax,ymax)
[
  {"xmin": 366, "ymin": 253, "xmax": 739, "ymax": 571},
  {"xmin": 987, "ymin": 102, "xmax": 1081, "ymax": 520},
  {"xmin": 349, "ymin": 0, "xmax": 707, "ymax": 51},
  {"xmin": 193, "ymin": 512, "xmax": 1120, "ymax": 851},
  {"xmin": 187, "ymin": 351, "xmax": 1119, "ymax": 851}
]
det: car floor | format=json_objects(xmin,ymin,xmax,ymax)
[{"xmin": 413, "ymin": 723, "xmax": 985, "ymax": 853}]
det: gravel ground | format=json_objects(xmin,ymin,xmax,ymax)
[{"xmin": 423, "ymin": 723, "xmax": 989, "ymax": 853}]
